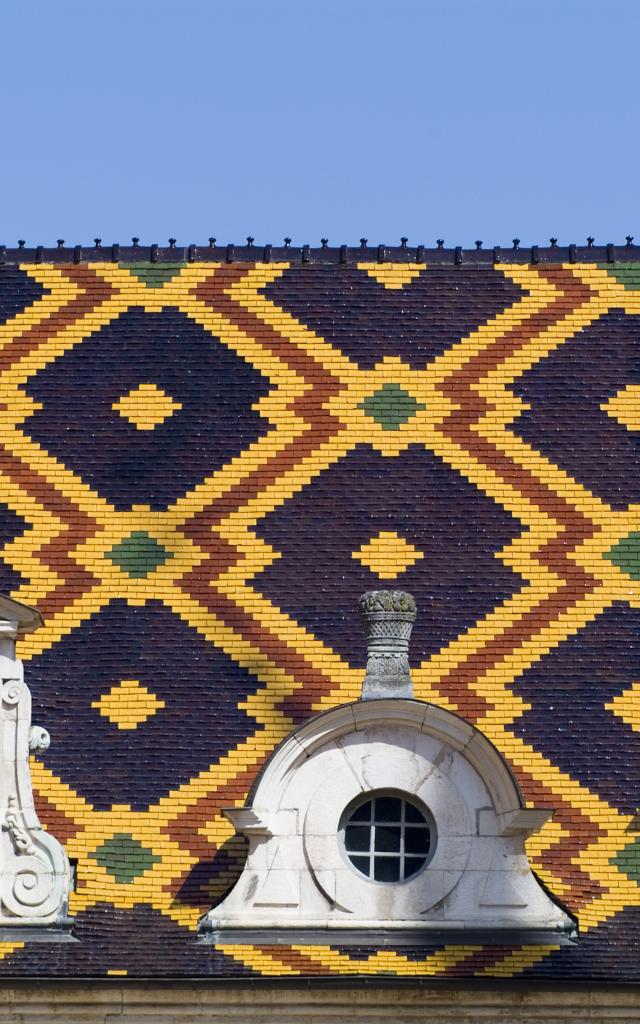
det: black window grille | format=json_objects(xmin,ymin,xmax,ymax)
[{"xmin": 342, "ymin": 795, "xmax": 432, "ymax": 883}]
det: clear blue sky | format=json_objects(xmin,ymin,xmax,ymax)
[{"xmin": 1, "ymin": 0, "xmax": 637, "ymax": 248}]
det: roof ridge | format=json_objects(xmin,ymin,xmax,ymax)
[{"xmin": 0, "ymin": 238, "xmax": 636, "ymax": 266}]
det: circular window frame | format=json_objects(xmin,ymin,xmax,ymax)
[{"xmin": 338, "ymin": 790, "xmax": 437, "ymax": 886}]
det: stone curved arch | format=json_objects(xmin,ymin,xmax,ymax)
[
  {"xmin": 249, "ymin": 698, "xmax": 537, "ymax": 833},
  {"xmin": 199, "ymin": 694, "xmax": 576, "ymax": 944}
]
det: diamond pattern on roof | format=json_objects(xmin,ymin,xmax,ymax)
[
  {"xmin": 91, "ymin": 833, "xmax": 160, "ymax": 884},
  {"xmin": 0, "ymin": 259, "xmax": 636, "ymax": 980},
  {"xmin": 359, "ymin": 382, "xmax": 426, "ymax": 430},
  {"xmin": 92, "ymin": 679, "xmax": 166, "ymax": 731},
  {"xmin": 352, "ymin": 531, "xmax": 424, "ymax": 580},
  {"xmin": 113, "ymin": 383, "xmax": 183, "ymax": 431},
  {"xmin": 106, "ymin": 532, "xmax": 172, "ymax": 578}
]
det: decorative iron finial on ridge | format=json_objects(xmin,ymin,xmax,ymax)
[{"xmin": 358, "ymin": 590, "xmax": 416, "ymax": 700}]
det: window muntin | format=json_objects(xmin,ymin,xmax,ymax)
[{"xmin": 342, "ymin": 794, "xmax": 433, "ymax": 883}]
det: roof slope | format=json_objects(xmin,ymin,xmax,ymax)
[{"xmin": 0, "ymin": 257, "xmax": 637, "ymax": 981}]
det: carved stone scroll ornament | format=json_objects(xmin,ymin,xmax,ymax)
[{"xmin": 0, "ymin": 598, "xmax": 72, "ymax": 930}]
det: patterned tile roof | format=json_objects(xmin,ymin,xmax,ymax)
[{"xmin": 0, "ymin": 257, "xmax": 637, "ymax": 980}]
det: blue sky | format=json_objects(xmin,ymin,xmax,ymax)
[{"xmin": 1, "ymin": 1, "xmax": 637, "ymax": 248}]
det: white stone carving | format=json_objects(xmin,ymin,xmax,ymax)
[
  {"xmin": 0, "ymin": 596, "xmax": 72, "ymax": 929},
  {"xmin": 199, "ymin": 698, "xmax": 576, "ymax": 943},
  {"xmin": 199, "ymin": 591, "xmax": 575, "ymax": 944}
]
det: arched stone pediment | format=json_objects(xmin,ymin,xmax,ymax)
[{"xmin": 199, "ymin": 697, "xmax": 575, "ymax": 945}]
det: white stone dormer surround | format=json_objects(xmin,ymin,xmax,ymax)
[
  {"xmin": 198, "ymin": 592, "xmax": 576, "ymax": 946},
  {"xmin": 0, "ymin": 596, "xmax": 73, "ymax": 937}
]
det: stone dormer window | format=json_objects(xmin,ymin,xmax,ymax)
[
  {"xmin": 198, "ymin": 592, "xmax": 576, "ymax": 946},
  {"xmin": 0, "ymin": 595, "xmax": 73, "ymax": 938}
]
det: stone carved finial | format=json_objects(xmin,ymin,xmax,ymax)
[{"xmin": 358, "ymin": 591, "xmax": 416, "ymax": 700}]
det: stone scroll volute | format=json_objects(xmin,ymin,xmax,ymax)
[{"xmin": 0, "ymin": 597, "xmax": 72, "ymax": 931}]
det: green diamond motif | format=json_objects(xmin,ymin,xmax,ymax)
[
  {"xmin": 106, "ymin": 531, "xmax": 172, "ymax": 578},
  {"xmin": 127, "ymin": 262, "xmax": 186, "ymax": 287},
  {"xmin": 604, "ymin": 532, "xmax": 640, "ymax": 580},
  {"xmin": 597, "ymin": 262, "xmax": 640, "ymax": 290},
  {"xmin": 359, "ymin": 382, "xmax": 426, "ymax": 431},
  {"xmin": 91, "ymin": 833, "xmax": 161, "ymax": 884},
  {"xmin": 610, "ymin": 837, "xmax": 640, "ymax": 883}
]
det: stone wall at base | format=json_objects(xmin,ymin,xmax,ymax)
[{"xmin": 0, "ymin": 983, "xmax": 639, "ymax": 1024}]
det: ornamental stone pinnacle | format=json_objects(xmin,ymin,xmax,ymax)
[{"xmin": 358, "ymin": 590, "xmax": 417, "ymax": 700}]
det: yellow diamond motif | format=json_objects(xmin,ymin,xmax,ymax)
[
  {"xmin": 352, "ymin": 530, "xmax": 424, "ymax": 580},
  {"xmin": 605, "ymin": 681, "xmax": 640, "ymax": 732},
  {"xmin": 601, "ymin": 384, "xmax": 640, "ymax": 431},
  {"xmin": 92, "ymin": 679, "xmax": 166, "ymax": 730},
  {"xmin": 357, "ymin": 262, "xmax": 426, "ymax": 290},
  {"xmin": 112, "ymin": 383, "xmax": 182, "ymax": 431}
]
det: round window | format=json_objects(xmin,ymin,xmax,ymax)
[{"xmin": 341, "ymin": 793, "xmax": 434, "ymax": 883}]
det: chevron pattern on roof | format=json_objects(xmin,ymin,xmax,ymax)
[{"xmin": 0, "ymin": 259, "xmax": 637, "ymax": 979}]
